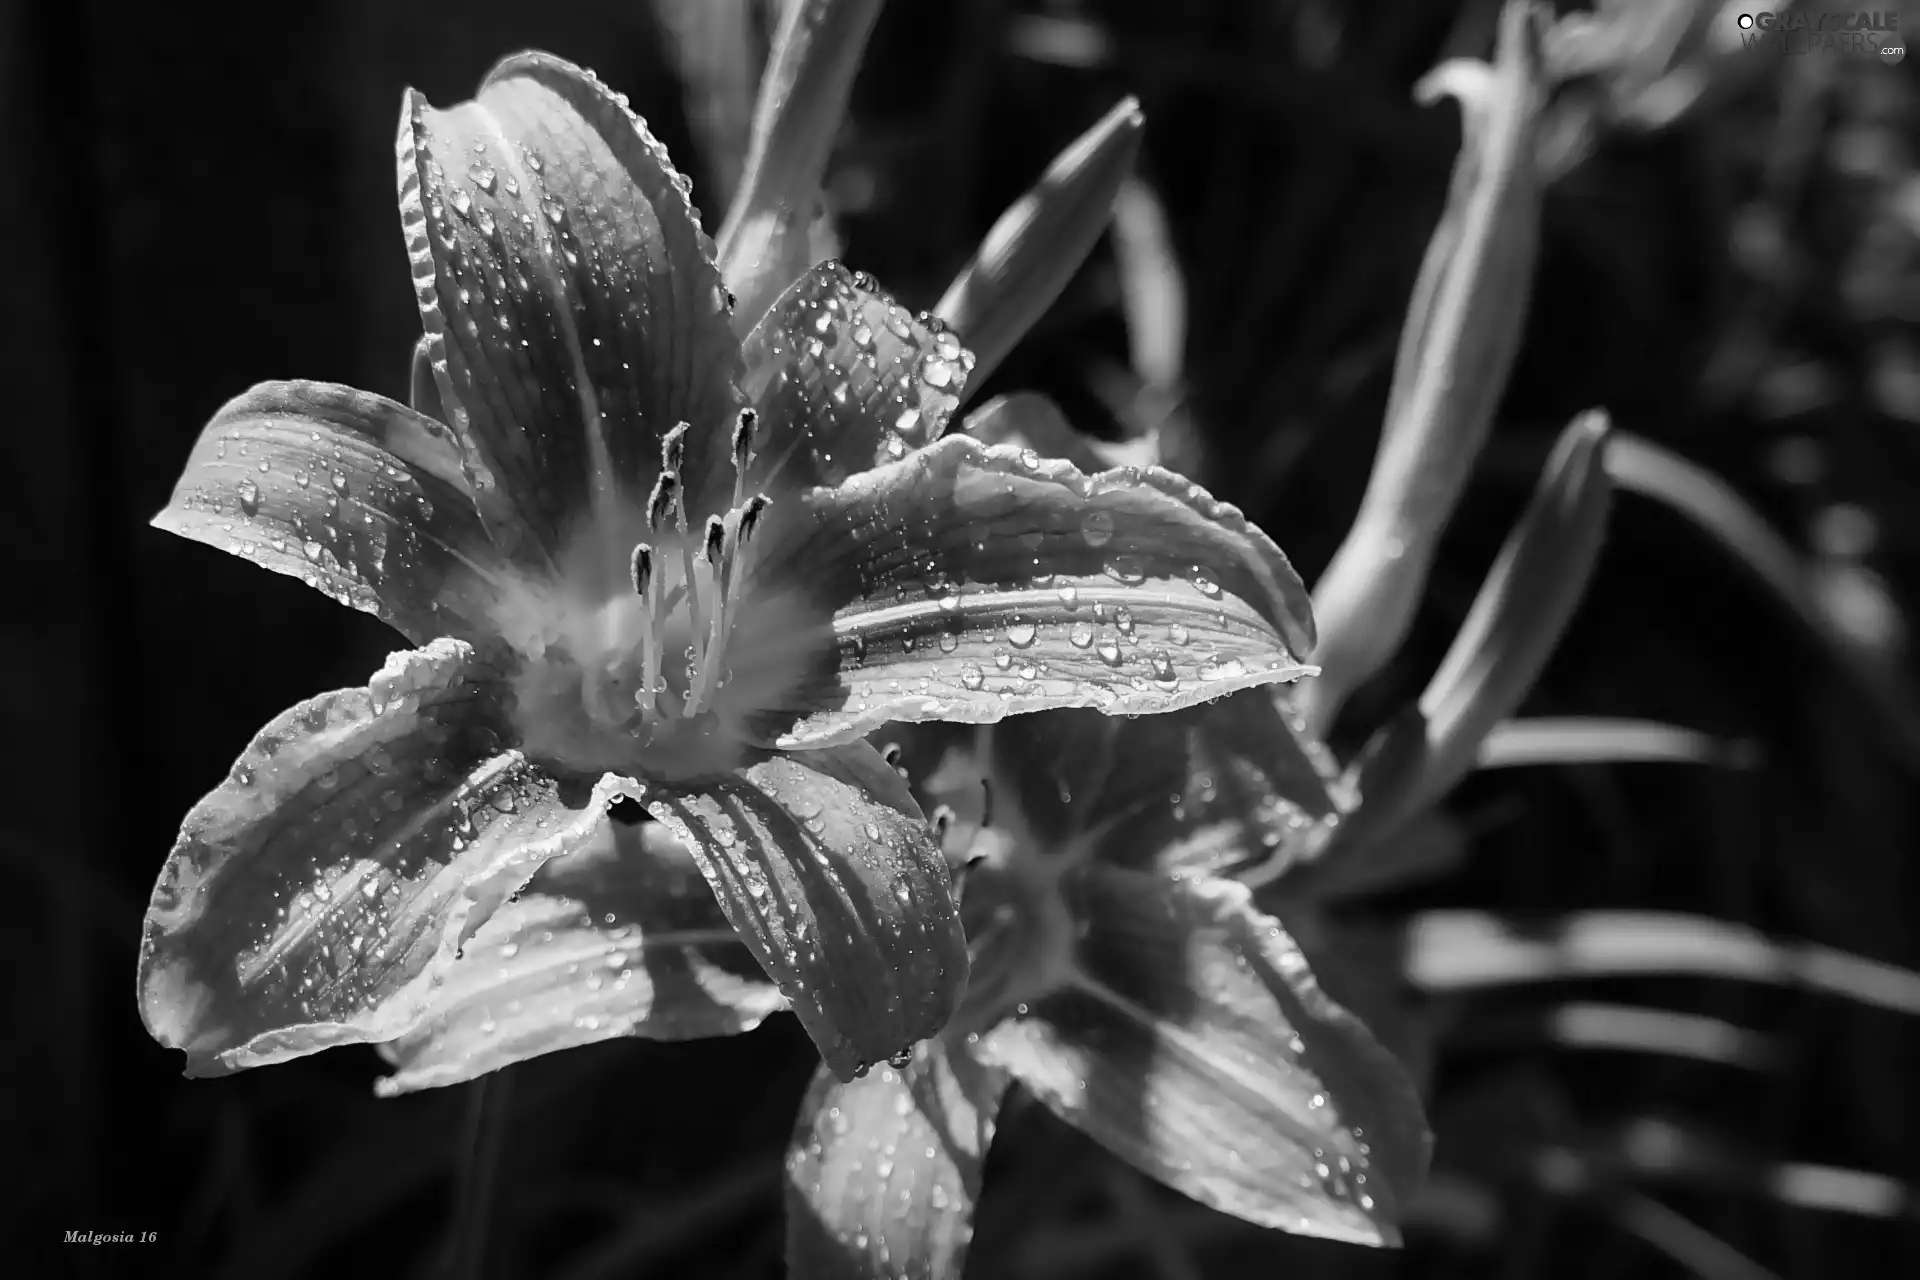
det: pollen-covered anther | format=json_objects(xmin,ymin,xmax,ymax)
[{"xmin": 730, "ymin": 407, "xmax": 758, "ymax": 508}]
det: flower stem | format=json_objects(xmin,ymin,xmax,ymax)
[{"xmin": 446, "ymin": 1070, "xmax": 513, "ymax": 1280}]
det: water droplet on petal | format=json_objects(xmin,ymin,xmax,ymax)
[
  {"xmin": 1079, "ymin": 510, "xmax": 1115, "ymax": 547},
  {"xmin": 1005, "ymin": 621, "xmax": 1036, "ymax": 648},
  {"xmin": 959, "ymin": 664, "xmax": 984, "ymax": 690}
]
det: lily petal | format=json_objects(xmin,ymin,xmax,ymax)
[
  {"xmin": 976, "ymin": 869, "xmax": 1430, "ymax": 1245},
  {"xmin": 964, "ymin": 391, "xmax": 1165, "ymax": 474},
  {"xmin": 408, "ymin": 334, "xmax": 446, "ymax": 424},
  {"xmin": 980, "ymin": 697, "xmax": 1337, "ymax": 877},
  {"xmin": 644, "ymin": 742, "xmax": 969, "ymax": 1081},
  {"xmin": 374, "ymin": 814, "xmax": 782, "ymax": 1095},
  {"xmin": 719, "ymin": 0, "xmax": 885, "ymax": 335},
  {"xmin": 762, "ymin": 433, "xmax": 1317, "ymax": 748},
  {"xmin": 139, "ymin": 640, "xmax": 639, "ymax": 1077},
  {"xmin": 785, "ymin": 1041, "xmax": 1008, "ymax": 1279},
  {"xmin": 153, "ymin": 381, "xmax": 502, "ymax": 646},
  {"xmin": 398, "ymin": 51, "xmax": 746, "ymax": 560},
  {"xmin": 735, "ymin": 260, "xmax": 972, "ymax": 498},
  {"xmin": 934, "ymin": 97, "xmax": 1145, "ymax": 392}
]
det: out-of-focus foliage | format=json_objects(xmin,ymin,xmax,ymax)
[{"xmin": 7, "ymin": 0, "xmax": 1919, "ymax": 1276}]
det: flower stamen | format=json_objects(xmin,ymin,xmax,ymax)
[
  {"xmin": 681, "ymin": 493, "xmax": 773, "ymax": 716},
  {"xmin": 731, "ymin": 407, "xmax": 758, "ymax": 510},
  {"xmin": 629, "ymin": 542, "xmax": 661, "ymax": 715}
]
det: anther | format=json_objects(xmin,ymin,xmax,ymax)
[
  {"xmin": 703, "ymin": 515, "xmax": 726, "ymax": 565},
  {"xmin": 646, "ymin": 472, "xmax": 678, "ymax": 534},
  {"xmin": 731, "ymin": 409, "xmax": 757, "ymax": 473},
  {"xmin": 738, "ymin": 492, "xmax": 771, "ymax": 544},
  {"xmin": 730, "ymin": 409, "xmax": 758, "ymax": 507},
  {"xmin": 661, "ymin": 421, "xmax": 689, "ymax": 476},
  {"xmin": 629, "ymin": 543, "xmax": 653, "ymax": 597},
  {"xmin": 929, "ymin": 805, "xmax": 955, "ymax": 841}
]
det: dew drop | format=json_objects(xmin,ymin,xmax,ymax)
[
  {"xmin": 959, "ymin": 664, "xmax": 984, "ymax": 690},
  {"xmin": 1079, "ymin": 510, "xmax": 1115, "ymax": 547},
  {"xmin": 1068, "ymin": 622, "xmax": 1094, "ymax": 648},
  {"xmin": 1005, "ymin": 621, "xmax": 1036, "ymax": 648}
]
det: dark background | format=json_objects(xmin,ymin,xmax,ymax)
[{"xmin": 6, "ymin": 0, "xmax": 1918, "ymax": 1276}]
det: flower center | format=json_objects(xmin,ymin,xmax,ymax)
[
  {"xmin": 925, "ymin": 735, "xmax": 1085, "ymax": 1034},
  {"xmin": 505, "ymin": 410, "xmax": 807, "ymax": 779}
]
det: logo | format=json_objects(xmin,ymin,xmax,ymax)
[{"xmin": 1736, "ymin": 10, "xmax": 1906, "ymax": 63}]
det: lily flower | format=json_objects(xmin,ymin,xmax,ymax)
[
  {"xmin": 141, "ymin": 53, "xmax": 1318, "ymax": 1087},
  {"xmin": 785, "ymin": 704, "xmax": 1431, "ymax": 1276},
  {"xmin": 783, "ymin": 401, "xmax": 1427, "ymax": 1279}
]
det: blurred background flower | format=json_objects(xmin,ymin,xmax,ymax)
[{"xmin": 8, "ymin": 0, "xmax": 1920, "ymax": 1276}]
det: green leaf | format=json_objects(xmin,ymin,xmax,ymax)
[{"xmin": 1606, "ymin": 430, "xmax": 1920, "ymax": 768}]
